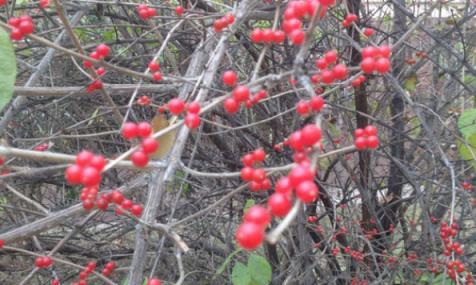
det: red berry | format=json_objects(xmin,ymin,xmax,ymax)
[
  {"xmin": 235, "ymin": 222, "xmax": 264, "ymax": 250},
  {"xmin": 241, "ymin": 154, "xmax": 255, "ymax": 166},
  {"xmin": 360, "ymin": 57, "xmax": 376, "ymax": 73},
  {"xmin": 361, "ymin": 46, "xmax": 379, "ymax": 58},
  {"xmin": 43, "ymin": 256, "xmax": 53, "ymax": 267},
  {"xmin": 296, "ymin": 100, "xmax": 310, "ymax": 116},
  {"xmin": 289, "ymin": 29, "xmax": 305, "ymax": 45},
  {"xmin": 131, "ymin": 151, "xmax": 149, "ymax": 168},
  {"xmin": 65, "ymin": 164, "xmax": 83, "ymax": 185},
  {"xmin": 137, "ymin": 122, "xmax": 152, "ymax": 137},
  {"xmin": 148, "ymin": 61, "xmax": 160, "ymax": 72},
  {"xmin": 252, "ymin": 148, "xmax": 266, "ymax": 162},
  {"xmin": 105, "ymin": 261, "xmax": 116, "ymax": 270},
  {"xmin": 111, "ymin": 191, "xmax": 124, "ymax": 204},
  {"xmin": 268, "ymin": 193, "xmax": 292, "ymax": 217},
  {"xmin": 273, "ymin": 30, "xmax": 286, "ymax": 43},
  {"xmin": 310, "ymin": 96, "xmax": 324, "ymax": 111},
  {"xmin": 240, "ymin": 167, "xmax": 254, "ymax": 181},
  {"xmin": 252, "ymin": 168, "xmax": 267, "ymax": 182},
  {"xmin": 250, "ymin": 28, "xmax": 264, "ymax": 43},
  {"xmin": 379, "ymin": 45, "xmax": 391, "ymax": 57},
  {"xmin": 121, "ymin": 199, "xmax": 133, "ymax": 209},
  {"xmin": 90, "ymin": 155, "xmax": 106, "ymax": 171},
  {"xmin": 121, "ymin": 122, "xmax": 139, "ymax": 139},
  {"xmin": 175, "ymin": 6, "xmax": 184, "ymax": 16},
  {"xmin": 96, "ymin": 44, "xmax": 110, "ymax": 58},
  {"xmin": 222, "ymin": 70, "xmax": 238, "ymax": 86},
  {"xmin": 364, "ymin": 125, "xmax": 377, "ymax": 136},
  {"xmin": 10, "ymin": 28, "xmax": 23, "ymax": 41},
  {"xmin": 51, "ymin": 279, "xmax": 59, "ymax": 285},
  {"xmin": 315, "ymin": 58, "xmax": 327, "ymax": 70},
  {"xmin": 19, "ymin": 20, "xmax": 34, "ymax": 35},
  {"xmin": 332, "ymin": 64, "xmax": 348, "ymax": 80},
  {"xmin": 320, "ymin": 69, "xmax": 334, "ymax": 84},
  {"xmin": 275, "ymin": 176, "xmax": 293, "ymax": 194},
  {"xmin": 130, "ymin": 204, "xmax": 143, "ymax": 216},
  {"xmin": 244, "ymin": 205, "xmax": 271, "ymax": 227},
  {"xmin": 76, "ymin": 150, "xmax": 94, "ymax": 167},
  {"xmin": 375, "ymin": 57, "xmax": 390, "ymax": 74},
  {"xmin": 289, "ymin": 166, "xmax": 314, "ymax": 187},
  {"xmin": 168, "ymin": 98, "xmax": 185, "ymax": 115},
  {"xmin": 141, "ymin": 137, "xmax": 159, "ymax": 154},
  {"xmin": 147, "ymin": 279, "xmax": 162, "ymax": 285},
  {"xmin": 296, "ymin": 181, "xmax": 319, "ymax": 203},
  {"xmin": 187, "ymin": 101, "xmax": 201, "ymax": 114},
  {"xmin": 363, "ymin": 28, "xmax": 374, "ymax": 37},
  {"xmin": 81, "ymin": 166, "xmax": 101, "ymax": 187},
  {"xmin": 354, "ymin": 136, "xmax": 367, "ymax": 150},
  {"xmin": 82, "ymin": 199, "xmax": 94, "ymax": 210},
  {"xmin": 224, "ymin": 97, "xmax": 240, "ymax": 113},
  {"xmin": 184, "ymin": 113, "xmax": 201, "ymax": 129},
  {"xmin": 354, "ymin": 128, "xmax": 365, "ymax": 137},
  {"xmin": 324, "ymin": 50, "xmax": 338, "ymax": 64},
  {"xmin": 232, "ymin": 85, "xmax": 250, "ymax": 102},
  {"xmin": 282, "ymin": 18, "xmax": 302, "ymax": 34},
  {"xmin": 289, "ymin": 131, "xmax": 304, "ymax": 152},
  {"xmin": 96, "ymin": 198, "xmax": 109, "ymax": 210},
  {"xmin": 102, "ymin": 268, "xmax": 112, "ymax": 277},
  {"xmin": 225, "ymin": 13, "xmax": 235, "ymax": 24},
  {"xmin": 301, "ymin": 124, "xmax": 321, "ymax": 146},
  {"xmin": 152, "ymin": 72, "xmax": 162, "ymax": 81},
  {"xmin": 0, "ymin": 239, "xmax": 4, "ymax": 248},
  {"xmin": 96, "ymin": 67, "xmax": 106, "ymax": 75},
  {"xmin": 366, "ymin": 135, "xmax": 379, "ymax": 149}
]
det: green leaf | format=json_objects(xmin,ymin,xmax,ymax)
[
  {"xmin": 214, "ymin": 248, "xmax": 242, "ymax": 277},
  {"xmin": 458, "ymin": 133, "xmax": 476, "ymax": 173},
  {"xmin": 103, "ymin": 30, "xmax": 115, "ymax": 42},
  {"xmin": 232, "ymin": 262, "xmax": 252, "ymax": 285},
  {"xmin": 244, "ymin": 199, "xmax": 255, "ymax": 212},
  {"xmin": 0, "ymin": 27, "xmax": 17, "ymax": 111},
  {"xmin": 457, "ymin": 108, "xmax": 476, "ymax": 139},
  {"xmin": 247, "ymin": 254, "xmax": 272, "ymax": 285},
  {"xmin": 403, "ymin": 74, "xmax": 418, "ymax": 92}
]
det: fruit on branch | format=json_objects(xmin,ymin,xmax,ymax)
[
  {"xmin": 244, "ymin": 205, "xmax": 271, "ymax": 227},
  {"xmin": 122, "ymin": 122, "xmax": 139, "ymax": 140},
  {"xmin": 296, "ymin": 180, "xmax": 319, "ymax": 203},
  {"xmin": 175, "ymin": 6, "xmax": 184, "ymax": 16},
  {"xmin": 275, "ymin": 176, "xmax": 293, "ymax": 194},
  {"xmin": 296, "ymin": 100, "xmax": 310, "ymax": 116},
  {"xmin": 137, "ymin": 122, "xmax": 153, "ymax": 137},
  {"xmin": 354, "ymin": 125, "xmax": 379, "ymax": 150},
  {"xmin": 309, "ymin": 95, "xmax": 325, "ymax": 112},
  {"xmin": 222, "ymin": 70, "xmax": 237, "ymax": 86},
  {"xmin": 184, "ymin": 112, "xmax": 201, "ymax": 129},
  {"xmin": 289, "ymin": 165, "xmax": 314, "ymax": 187},
  {"xmin": 168, "ymin": 98, "xmax": 186, "ymax": 115},
  {"xmin": 147, "ymin": 279, "xmax": 162, "ymax": 285},
  {"xmin": 224, "ymin": 97, "xmax": 240, "ymax": 113},
  {"xmin": 131, "ymin": 150, "xmax": 149, "ymax": 168},
  {"xmin": 360, "ymin": 45, "xmax": 392, "ymax": 74},
  {"xmin": 148, "ymin": 60, "xmax": 160, "ymax": 72},
  {"xmin": 137, "ymin": 95, "xmax": 151, "ymax": 106},
  {"xmin": 95, "ymin": 44, "xmax": 110, "ymax": 58},
  {"xmin": 9, "ymin": 15, "xmax": 35, "ymax": 41},
  {"xmin": 363, "ymin": 28, "xmax": 374, "ymax": 37},
  {"xmin": 35, "ymin": 256, "xmax": 53, "ymax": 268},
  {"xmin": 137, "ymin": 4, "xmax": 156, "ymax": 20},
  {"xmin": 315, "ymin": 58, "xmax": 327, "ymax": 70},
  {"xmin": 268, "ymin": 193, "xmax": 292, "ymax": 217},
  {"xmin": 141, "ymin": 137, "xmax": 159, "ymax": 154},
  {"xmin": 130, "ymin": 204, "xmax": 143, "ymax": 216},
  {"xmin": 232, "ymin": 85, "xmax": 250, "ymax": 102},
  {"xmin": 187, "ymin": 101, "xmax": 201, "ymax": 114},
  {"xmin": 213, "ymin": 13, "xmax": 234, "ymax": 32},
  {"xmin": 235, "ymin": 222, "xmax": 265, "ymax": 250}
]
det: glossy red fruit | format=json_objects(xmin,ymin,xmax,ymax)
[
  {"xmin": 275, "ymin": 176, "xmax": 293, "ymax": 194},
  {"xmin": 222, "ymin": 70, "xmax": 238, "ymax": 86},
  {"xmin": 0, "ymin": 239, "xmax": 4, "ymax": 248},
  {"xmin": 315, "ymin": 58, "xmax": 327, "ymax": 70},
  {"xmin": 379, "ymin": 45, "xmax": 391, "ymax": 57},
  {"xmin": 354, "ymin": 136, "xmax": 367, "ymax": 150},
  {"xmin": 130, "ymin": 204, "xmax": 143, "ymax": 216},
  {"xmin": 360, "ymin": 57, "xmax": 376, "ymax": 74},
  {"xmin": 51, "ymin": 279, "xmax": 59, "ymax": 285},
  {"xmin": 168, "ymin": 98, "xmax": 185, "ymax": 115},
  {"xmin": 121, "ymin": 122, "xmax": 139, "ymax": 139},
  {"xmin": 252, "ymin": 148, "xmax": 266, "ymax": 162},
  {"xmin": 310, "ymin": 96, "xmax": 324, "ymax": 111},
  {"xmin": 137, "ymin": 122, "xmax": 153, "ymax": 137},
  {"xmin": 289, "ymin": 29, "xmax": 305, "ymax": 45},
  {"xmin": 187, "ymin": 101, "xmax": 201, "ymax": 114},
  {"xmin": 363, "ymin": 28, "xmax": 374, "ymax": 37},
  {"xmin": 289, "ymin": 131, "xmax": 304, "ymax": 152},
  {"xmin": 320, "ymin": 69, "xmax": 334, "ymax": 84},
  {"xmin": 175, "ymin": 6, "xmax": 184, "ymax": 16},
  {"xmin": 225, "ymin": 13, "xmax": 235, "ymax": 24},
  {"xmin": 364, "ymin": 125, "xmax": 377, "ymax": 136},
  {"xmin": 96, "ymin": 67, "xmax": 106, "ymax": 75},
  {"xmin": 240, "ymin": 167, "xmax": 254, "ymax": 181},
  {"xmin": 152, "ymin": 72, "xmax": 162, "ymax": 81},
  {"xmin": 324, "ymin": 50, "xmax": 338, "ymax": 64},
  {"xmin": 102, "ymin": 268, "xmax": 112, "ymax": 277},
  {"xmin": 232, "ymin": 85, "xmax": 250, "ymax": 102},
  {"xmin": 81, "ymin": 166, "xmax": 101, "ymax": 187},
  {"xmin": 241, "ymin": 153, "xmax": 255, "ymax": 166},
  {"xmin": 90, "ymin": 155, "xmax": 106, "ymax": 171},
  {"xmin": 148, "ymin": 61, "xmax": 160, "ymax": 72},
  {"xmin": 361, "ymin": 46, "xmax": 379, "ymax": 58},
  {"xmin": 224, "ymin": 97, "xmax": 240, "ymax": 113},
  {"xmin": 252, "ymin": 168, "xmax": 267, "ymax": 182},
  {"xmin": 332, "ymin": 64, "xmax": 348, "ymax": 80},
  {"xmin": 244, "ymin": 205, "xmax": 271, "ymax": 226},
  {"xmin": 141, "ymin": 137, "xmax": 159, "ymax": 154},
  {"xmin": 296, "ymin": 100, "xmax": 310, "ymax": 116},
  {"xmin": 282, "ymin": 18, "xmax": 302, "ymax": 34},
  {"xmin": 289, "ymin": 166, "xmax": 314, "ymax": 187},
  {"xmin": 375, "ymin": 57, "xmax": 390, "ymax": 74},
  {"xmin": 131, "ymin": 151, "xmax": 149, "ymax": 168},
  {"xmin": 235, "ymin": 222, "xmax": 264, "ymax": 250},
  {"xmin": 366, "ymin": 135, "xmax": 379, "ymax": 149},
  {"xmin": 96, "ymin": 44, "xmax": 110, "ymax": 58},
  {"xmin": 121, "ymin": 199, "xmax": 133, "ymax": 209},
  {"xmin": 43, "ymin": 256, "xmax": 53, "ymax": 267},
  {"xmin": 82, "ymin": 199, "xmax": 94, "ymax": 210},
  {"xmin": 10, "ymin": 28, "xmax": 23, "ymax": 41},
  {"xmin": 19, "ymin": 21, "xmax": 34, "ymax": 35},
  {"xmin": 105, "ymin": 261, "xmax": 116, "ymax": 270},
  {"xmin": 250, "ymin": 28, "xmax": 264, "ymax": 43},
  {"xmin": 147, "ymin": 279, "xmax": 162, "ymax": 285},
  {"xmin": 273, "ymin": 30, "xmax": 286, "ymax": 43},
  {"xmin": 185, "ymin": 113, "xmax": 201, "ymax": 129},
  {"xmin": 96, "ymin": 198, "xmax": 109, "ymax": 210},
  {"xmin": 354, "ymin": 128, "xmax": 365, "ymax": 137},
  {"xmin": 111, "ymin": 191, "xmax": 124, "ymax": 204},
  {"xmin": 76, "ymin": 150, "xmax": 94, "ymax": 167},
  {"xmin": 301, "ymin": 124, "xmax": 321, "ymax": 146},
  {"xmin": 65, "ymin": 164, "xmax": 83, "ymax": 184},
  {"xmin": 296, "ymin": 181, "xmax": 319, "ymax": 203},
  {"xmin": 268, "ymin": 193, "xmax": 292, "ymax": 217}
]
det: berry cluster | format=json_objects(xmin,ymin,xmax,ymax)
[
  {"xmin": 342, "ymin": 13, "xmax": 358, "ymax": 28},
  {"xmin": 121, "ymin": 121, "xmax": 159, "ymax": 168},
  {"xmin": 240, "ymin": 148, "xmax": 271, "ymax": 192},
  {"xmin": 84, "ymin": 43, "xmax": 111, "ymax": 68},
  {"xmin": 360, "ymin": 45, "xmax": 391, "ymax": 74},
  {"xmin": 235, "ymin": 205, "xmax": 270, "ymax": 250},
  {"xmin": 314, "ymin": 50, "xmax": 348, "ymax": 85},
  {"xmin": 101, "ymin": 261, "xmax": 116, "ymax": 277},
  {"xmin": 461, "ymin": 181, "xmax": 473, "ymax": 191},
  {"xmin": 148, "ymin": 60, "xmax": 162, "ymax": 81},
  {"xmin": 353, "ymin": 125, "xmax": 379, "ymax": 150},
  {"xmin": 65, "ymin": 150, "xmax": 105, "ymax": 187},
  {"xmin": 35, "ymin": 256, "xmax": 53, "ymax": 268},
  {"xmin": 288, "ymin": 124, "xmax": 322, "ymax": 152},
  {"xmin": 296, "ymin": 95, "xmax": 325, "ymax": 116},
  {"xmin": 282, "ymin": 0, "xmax": 330, "ymax": 46},
  {"xmin": 166, "ymin": 98, "xmax": 201, "ymax": 129},
  {"xmin": 213, "ymin": 13, "xmax": 235, "ymax": 33},
  {"xmin": 137, "ymin": 4, "xmax": 157, "ymax": 20},
  {"xmin": 250, "ymin": 28, "xmax": 286, "ymax": 45},
  {"xmin": 8, "ymin": 15, "xmax": 34, "ymax": 41}
]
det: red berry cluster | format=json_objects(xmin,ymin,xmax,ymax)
[
  {"xmin": 8, "ymin": 15, "xmax": 34, "ymax": 41},
  {"xmin": 147, "ymin": 278, "xmax": 162, "ymax": 285},
  {"xmin": 296, "ymin": 95, "xmax": 325, "ymax": 116},
  {"xmin": 360, "ymin": 45, "xmax": 391, "ymax": 74},
  {"xmin": 137, "ymin": 4, "xmax": 157, "ymax": 20},
  {"xmin": 240, "ymin": 148, "xmax": 271, "ymax": 192},
  {"xmin": 84, "ymin": 43, "xmax": 111, "ymax": 68},
  {"xmin": 353, "ymin": 125, "xmax": 379, "ymax": 150},
  {"xmin": 39, "ymin": 0, "xmax": 49, "ymax": 8},
  {"xmin": 342, "ymin": 13, "xmax": 358, "ymax": 27},
  {"xmin": 288, "ymin": 124, "xmax": 322, "ymax": 151},
  {"xmin": 35, "ymin": 255, "xmax": 53, "ymax": 268},
  {"xmin": 148, "ymin": 60, "xmax": 162, "ymax": 81},
  {"xmin": 65, "ymin": 150, "xmax": 105, "ymax": 187},
  {"xmin": 166, "ymin": 98, "xmax": 202, "ymax": 129},
  {"xmin": 250, "ymin": 28, "xmax": 286, "ymax": 44},
  {"xmin": 350, "ymin": 249, "xmax": 364, "ymax": 261},
  {"xmin": 69, "ymin": 261, "xmax": 98, "ymax": 284},
  {"xmin": 461, "ymin": 181, "xmax": 473, "ymax": 191},
  {"xmin": 314, "ymin": 50, "xmax": 348, "ymax": 85},
  {"xmin": 282, "ymin": 0, "xmax": 329, "ymax": 46},
  {"xmin": 121, "ymin": 122, "xmax": 158, "ymax": 168},
  {"xmin": 439, "ymin": 222, "xmax": 470, "ymax": 281},
  {"xmin": 235, "ymin": 205, "xmax": 270, "ymax": 250},
  {"xmin": 351, "ymin": 74, "xmax": 366, "ymax": 87},
  {"xmin": 213, "ymin": 13, "xmax": 235, "ymax": 33},
  {"xmin": 137, "ymin": 95, "xmax": 151, "ymax": 106}
]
